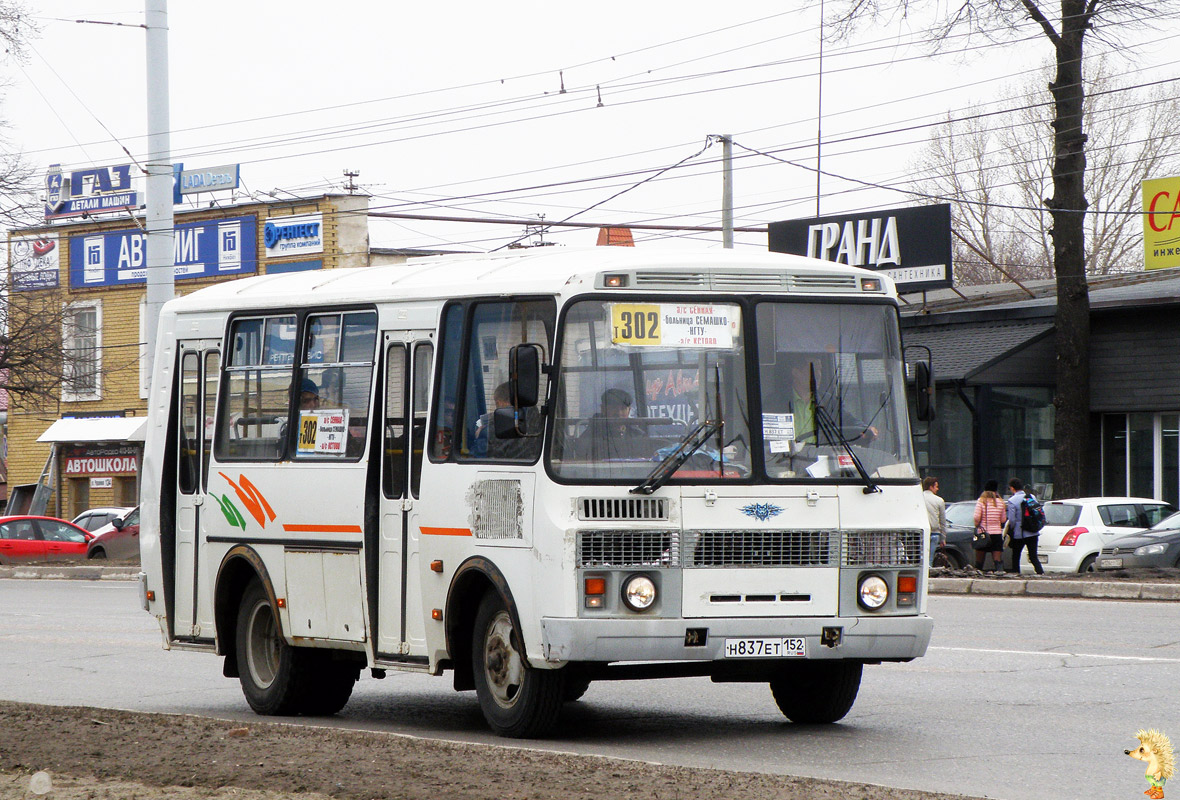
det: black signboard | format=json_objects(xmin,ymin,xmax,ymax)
[{"xmin": 769, "ymin": 203, "xmax": 952, "ymax": 293}]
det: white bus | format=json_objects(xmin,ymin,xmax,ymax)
[{"xmin": 139, "ymin": 248, "xmax": 935, "ymax": 738}]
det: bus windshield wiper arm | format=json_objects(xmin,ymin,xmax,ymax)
[
  {"xmin": 630, "ymin": 418, "xmax": 723, "ymax": 496},
  {"xmin": 813, "ymin": 404, "xmax": 880, "ymax": 495}
]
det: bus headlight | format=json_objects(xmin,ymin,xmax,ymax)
[
  {"xmin": 857, "ymin": 574, "xmax": 889, "ymax": 610},
  {"xmin": 621, "ymin": 574, "xmax": 657, "ymax": 612}
]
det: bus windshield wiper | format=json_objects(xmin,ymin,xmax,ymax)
[
  {"xmin": 813, "ymin": 403, "xmax": 880, "ymax": 495},
  {"xmin": 630, "ymin": 418, "xmax": 723, "ymax": 496}
]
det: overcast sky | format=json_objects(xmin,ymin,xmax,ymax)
[{"xmin": 5, "ymin": 1, "xmax": 1176, "ymax": 252}]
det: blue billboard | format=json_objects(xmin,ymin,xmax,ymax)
[{"xmin": 69, "ymin": 215, "xmax": 257, "ymax": 288}]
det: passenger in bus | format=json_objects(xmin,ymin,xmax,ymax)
[
  {"xmin": 299, "ymin": 378, "xmax": 320, "ymax": 411},
  {"xmin": 577, "ymin": 388, "xmax": 654, "ymax": 461}
]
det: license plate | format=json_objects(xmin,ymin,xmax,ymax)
[
  {"xmin": 1097, "ymin": 557, "xmax": 1123, "ymax": 569},
  {"xmin": 723, "ymin": 637, "xmax": 806, "ymax": 658}
]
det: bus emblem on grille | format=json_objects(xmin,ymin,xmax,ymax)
[{"xmin": 740, "ymin": 503, "xmax": 783, "ymax": 521}]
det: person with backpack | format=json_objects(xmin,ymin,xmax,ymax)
[{"xmin": 1005, "ymin": 477, "xmax": 1045, "ymax": 575}]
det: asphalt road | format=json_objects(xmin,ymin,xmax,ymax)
[{"xmin": 1, "ymin": 579, "xmax": 1175, "ymax": 800}]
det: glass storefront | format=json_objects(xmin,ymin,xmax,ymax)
[{"xmin": 1103, "ymin": 413, "xmax": 1180, "ymax": 507}]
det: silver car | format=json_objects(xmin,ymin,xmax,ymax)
[{"xmin": 1097, "ymin": 511, "xmax": 1180, "ymax": 570}]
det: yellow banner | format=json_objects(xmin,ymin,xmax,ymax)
[{"xmin": 1143, "ymin": 175, "xmax": 1180, "ymax": 270}]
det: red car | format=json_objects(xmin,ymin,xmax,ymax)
[{"xmin": 0, "ymin": 516, "xmax": 93, "ymax": 564}]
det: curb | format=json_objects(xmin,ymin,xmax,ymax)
[
  {"xmin": 0, "ymin": 565, "xmax": 141, "ymax": 581},
  {"xmin": 930, "ymin": 576, "xmax": 1180, "ymax": 601}
]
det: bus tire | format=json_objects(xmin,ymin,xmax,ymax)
[
  {"xmin": 472, "ymin": 591, "xmax": 563, "ymax": 738},
  {"xmin": 562, "ymin": 676, "xmax": 592, "ymax": 703},
  {"xmin": 769, "ymin": 661, "xmax": 862, "ymax": 724},
  {"xmin": 299, "ymin": 655, "xmax": 357, "ymax": 716},
  {"xmin": 236, "ymin": 580, "xmax": 310, "ymax": 716}
]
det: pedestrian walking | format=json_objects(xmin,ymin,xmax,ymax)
[
  {"xmin": 923, "ymin": 476, "xmax": 946, "ymax": 564},
  {"xmin": 973, "ymin": 479, "xmax": 1006, "ymax": 572},
  {"xmin": 1005, "ymin": 477, "xmax": 1045, "ymax": 575}
]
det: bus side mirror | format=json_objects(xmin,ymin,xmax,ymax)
[
  {"xmin": 914, "ymin": 361, "xmax": 935, "ymax": 421},
  {"xmin": 509, "ymin": 344, "xmax": 543, "ymax": 408}
]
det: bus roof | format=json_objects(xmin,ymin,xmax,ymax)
[{"xmin": 163, "ymin": 247, "xmax": 895, "ymax": 314}]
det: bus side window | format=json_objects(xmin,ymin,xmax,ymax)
[
  {"xmin": 430, "ymin": 305, "xmax": 464, "ymax": 461},
  {"xmin": 216, "ymin": 316, "xmax": 296, "ymax": 462},
  {"xmin": 383, "ymin": 343, "xmax": 407, "ymax": 499},
  {"xmin": 410, "ymin": 342, "xmax": 433, "ymax": 496},
  {"xmin": 295, "ymin": 311, "xmax": 377, "ymax": 460},
  {"xmin": 457, "ymin": 298, "xmax": 555, "ymax": 462}
]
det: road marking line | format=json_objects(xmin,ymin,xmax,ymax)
[{"xmin": 931, "ymin": 645, "xmax": 1180, "ymax": 663}]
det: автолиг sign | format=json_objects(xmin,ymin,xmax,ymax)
[{"xmin": 69, "ymin": 216, "xmax": 257, "ymax": 288}]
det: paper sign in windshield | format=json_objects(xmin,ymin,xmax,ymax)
[
  {"xmin": 610, "ymin": 303, "xmax": 739, "ymax": 348},
  {"xmin": 762, "ymin": 412, "xmax": 795, "ymax": 452},
  {"xmin": 297, "ymin": 409, "xmax": 349, "ymax": 455}
]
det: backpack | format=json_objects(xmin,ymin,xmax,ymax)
[{"xmin": 1021, "ymin": 494, "xmax": 1046, "ymax": 533}]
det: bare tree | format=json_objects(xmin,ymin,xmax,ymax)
[
  {"xmin": 832, "ymin": 0, "xmax": 1153, "ymax": 498},
  {"xmin": 0, "ymin": 0, "xmax": 38, "ymax": 228},
  {"xmin": 913, "ymin": 62, "xmax": 1180, "ymax": 285}
]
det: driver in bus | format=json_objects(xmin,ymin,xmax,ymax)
[
  {"xmin": 299, "ymin": 378, "xmax": 320, "ymax": 411},
  {"xmin": 784, "ymin": 355, "xmax": 877, "ymax": 444},
  {"xmin": 577, "ymin": 388, "xmax": 653, "ymax": 461}
]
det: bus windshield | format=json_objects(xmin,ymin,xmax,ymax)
[
  {"xmin": 550, "ymin": 298, "xmax": 752, "ymax": 482},
  {"xmin": 756, "ymin": 300, "xmax": 916, "ymax": 481},
  {"xmin": 549, "ymin": 296, "xmax": 916, "ymax": 484}
]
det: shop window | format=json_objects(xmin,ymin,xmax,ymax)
[
  {"xmin": 115, "ymin": 477, "xmax": 137, "ymax": 507},
  {"xmin": 1129, "ymin": 413, "xmax": 1154, "ymax": 499},
  {"xmin": 62, "ymin": 302, "xmax": 102, "ymax": 401},
  {"xmin": 69, "ymin": 478, "xmax": 89, "ymax": 520},
  {"xmin": 1102, "ymin": 414, "xmax": 1127, "ymax": 496}
]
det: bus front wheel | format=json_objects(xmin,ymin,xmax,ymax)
[
  {"xmin": 236, "ymin": 580, "xmax": 308, "ymax": 716},
  {"xmin": 769, "ymin": 661, "xmax": 862, "ymax": 724},
  {"xmin": 471, "ymin": 592, "xmax": 563, "ymax": 738}
]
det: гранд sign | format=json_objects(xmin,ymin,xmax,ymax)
[{"xmin": 768, "ymin": 204, "xmax": 952, "ymax": 293}]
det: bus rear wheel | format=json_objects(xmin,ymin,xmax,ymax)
[
  {"xmin": 236, "ymin": 580, "xmax": 310, "ymax": 716},
  {"xmin": 299, "ymin": 655, "xmax": 358, "ymax": 716},
  {"xmin": 769, "ymin": 661, "xmax": 862, "ymax": 724},
  {"xmin": 472, "ymin": 592, "xmax": 563, "ymax": 738}
]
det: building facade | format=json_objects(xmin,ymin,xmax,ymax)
[
  {"xmin": 902, "ymin": 270, "xmax": 1180, "ymax": 505},
  {"xmin": 6, "ymin": 194, "xmax": 371, "ymax": 519}
]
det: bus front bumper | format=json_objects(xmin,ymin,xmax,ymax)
[{"xmin": 540, "ymin": 614, "xmax": 933, "ymax": 663}]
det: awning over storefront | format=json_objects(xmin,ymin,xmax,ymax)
[
  {"xmin": 902, "ymin": 318, "xmax": 1054, "ymax": 383},
  {"xmin": 37, "ymin": 416, "xmax": 148, "ymax": 444}
]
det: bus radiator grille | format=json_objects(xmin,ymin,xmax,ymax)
[
  {"xmin": 577, "ymin": 529, "xmax": 679, "ymax": 567},
  {"xmin": 685, "ymin": 529, "xmax": 835, "ymax": 567},
  {"xmin": 841, "ymin": 529, "xmax": 924, "ymax": 566}
]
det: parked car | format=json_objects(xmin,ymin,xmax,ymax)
[
  {"xmin": 71, "ymin": 506, "xmax": 134, "ymax": 533},
  {"xmin": 1097, "ymin": 510, "xmax": 1180, "ymax": 570},
  {"xmin": 937, "ymin": 500, "xmax": 978, "ymax": 569},
  {"xmin": 1019, "ymin": 497, "xmax": 1177, "ymax": 573},
  {"xmin": 0, "ymin": 515, "xmax": 92, "ymax": 564},
  {"xmin": 86, "ymin": 507, "xmax": 140, "ymax": 561}
]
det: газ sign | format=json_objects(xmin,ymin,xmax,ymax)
[
  {"xmin": 1143, "ymin": 175, "xmax": 1180, "ymax": 270},
  {"xmin": 769, "ymin": 204, "xmax": 952, "ymax": 293}
]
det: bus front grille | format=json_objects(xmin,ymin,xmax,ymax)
[
  {"xmin": 578, "ymin": 496, "xmax": 669, "ymax": 521},
  {"xmin": 577, "ymin": 529, "xmax": 679, "ymax": 567},
  {"xmin": 685, "ymin": 529, "xmax": 836, "ymax": 567},
  {"xmin": 842, "ymin": 529, "xmax": 924, "ymax": 566}
]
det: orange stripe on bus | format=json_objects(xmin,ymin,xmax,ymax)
[
  {"xmin": 281, "ymin": 524, "xmax": 363, "ymax": 534},
  {"xmin": 420, "ymin": 526, "xmax": 473, "ymax": 537}
]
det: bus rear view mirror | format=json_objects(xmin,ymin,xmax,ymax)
[
  {"xmin": 509, "ymin": 344, "xmax": 543, "ymax": 408},
  {"xmin": 914, "ymin": 361, "xmax": 935, "ymax": 421}
]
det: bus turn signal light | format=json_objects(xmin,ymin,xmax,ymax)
[
  {"xmin": 430, "ymin": 560, "xmax": 444, "ymax": 572},
  {"xmin": 585, "ymin": 578, "xmax": 606, "ymax": 595},
  {"xmin": 897, "ymin": 575, "xmax": 917, "ymax": 593}
]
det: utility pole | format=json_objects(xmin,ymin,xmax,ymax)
[
  {"xmin": 144, "ymin": 0, "xmax": 173, "ymax": 379},
  {"xmin": 719, "ymin": 134, "xmax": 733, "ymax": 249}
]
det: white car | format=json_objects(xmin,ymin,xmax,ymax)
[
  {"xmin": 1019, "ymin": 497, "xmax": 1176, "ymax": 573},
  {"xmin": 70, "ymin": 506, "xmax": 134, "ymax": 533}
]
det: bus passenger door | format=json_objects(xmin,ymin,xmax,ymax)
[
  {"xmin": 174, "ymin": 342, "xmax": 220, "ymax": 641},
  {"xmin": 376, "ymin": 335, "xmax": 433, "ymax": 658}
]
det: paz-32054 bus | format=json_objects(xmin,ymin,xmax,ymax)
[{"xmin": 139, "ymin": 248, "xmax": 935, "ymax": 738}]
